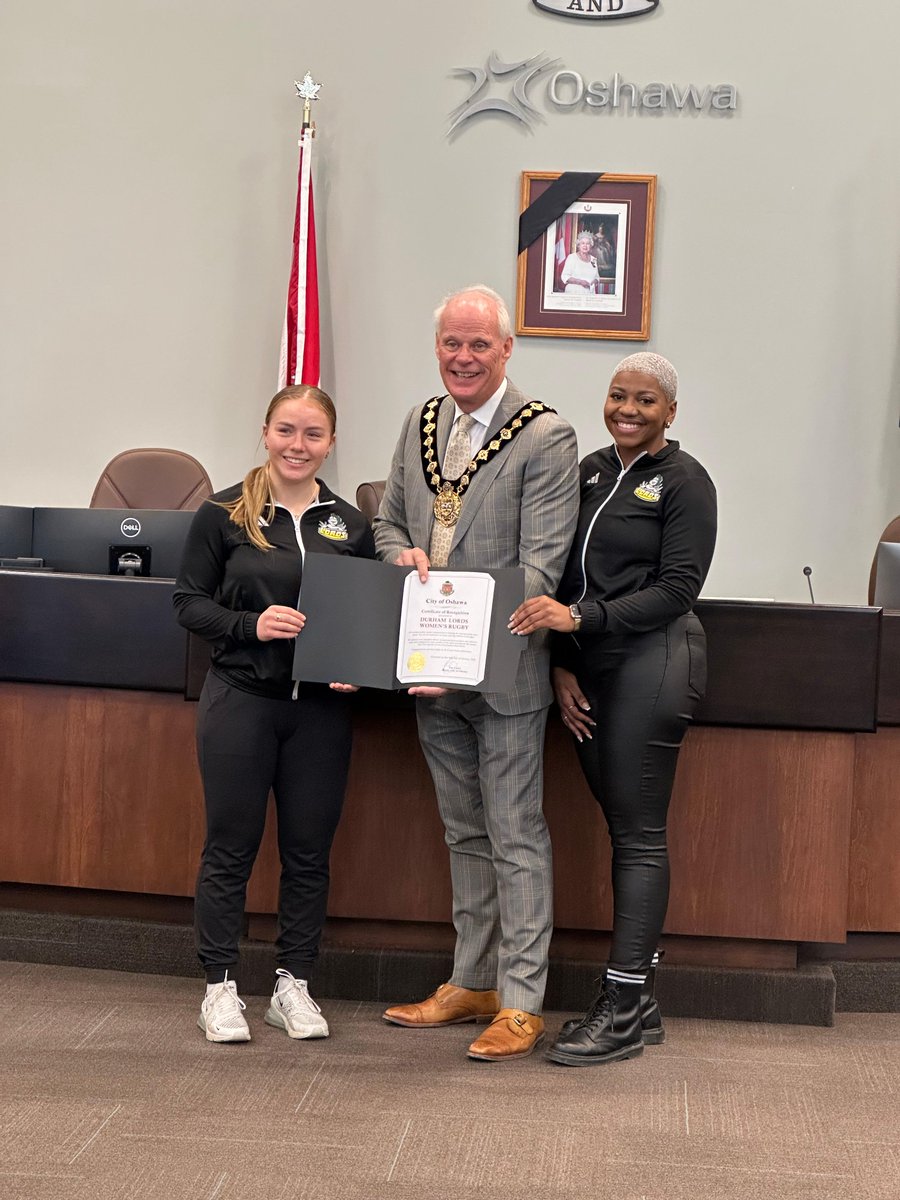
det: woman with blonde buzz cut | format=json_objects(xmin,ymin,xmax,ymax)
[{"xmin": 509, "ymin": 353, "xmax": 717, "ymax": 1066}]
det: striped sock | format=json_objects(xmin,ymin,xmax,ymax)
[{"xmin": 607, "ymin": 968, "xmax": 647, "ymax": 987}]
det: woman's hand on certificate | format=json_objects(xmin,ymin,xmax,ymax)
[
  {"xmin": 329, "ymin": 683, "xmax": 360, "ymax": 693},
  {"xmin": 257, "ymin": 605, "xmax": 305, "ymax": 641},
  {"xmin": 553, "ymin": 667, "xmax": 594, "ymax": 743},
  {"xmin": 407, "ymin": 685, "xmax": 450, "ymax": 697},
  {"xmin": 508, "ymin": 595, "xmax": 576, "ymax": 635}
]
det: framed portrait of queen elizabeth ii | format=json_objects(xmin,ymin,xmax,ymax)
[{"xmin": 515, "ymin": 171, "xmax": 656, "ymax": 340}]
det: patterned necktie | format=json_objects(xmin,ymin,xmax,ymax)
[{"xmin": 429, "ymin": 414, "xmax": 476, "ymax": 569}]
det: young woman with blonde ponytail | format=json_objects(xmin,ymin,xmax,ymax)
[{"xmin": 174, "ymin": 384, "xmax": 375, "ymax": 1044}]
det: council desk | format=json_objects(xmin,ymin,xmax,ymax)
[{"xmin": 1, "ymin": 565, "xmax": 898, "ymax": 973}]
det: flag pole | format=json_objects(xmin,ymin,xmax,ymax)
[{"xmin": 278, "ymin": 73, "xmax": 322, "ymax": 389}]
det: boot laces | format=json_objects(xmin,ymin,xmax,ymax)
[{"xmin": 583, "ymin": 980, "xmax": 618, "ymax": 1029}]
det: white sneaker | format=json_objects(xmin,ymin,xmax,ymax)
[
  {"xmin": 198, "ymin": 979, "xmax": 251, "ymax": 1043},
  {"xmin": 265, "ymin": 969, "xmax": 329, "ymax": 1039}
]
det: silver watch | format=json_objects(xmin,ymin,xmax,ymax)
[{"xmin": 569, "ymin": 603, "xmax": 582, "ymax": 633}]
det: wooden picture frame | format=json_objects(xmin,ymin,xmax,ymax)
[{"xmin": 515, "ymin": 171, "xmax": 657, "ymax": 340}]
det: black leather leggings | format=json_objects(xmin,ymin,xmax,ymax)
[{"xmin": 572, "ymin": 614, "xmax": 707, "ymax": 974}]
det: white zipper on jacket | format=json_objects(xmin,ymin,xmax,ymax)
[{"xmin": 575, "ymin": 449, "xmax": 646, "ymax": 605}]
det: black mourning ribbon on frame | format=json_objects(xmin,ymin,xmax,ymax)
[{"xmin": 517, "ymin": 172, "xmax": 604, "ymax": 255}]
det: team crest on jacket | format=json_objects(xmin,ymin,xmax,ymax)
[
  {"xmin": 318, "ymin": 513, "xmax": 348, "ymax": 541},
  {"xmin": 634, "ymin": 475, "xmax": 663, "ymax": 503}
]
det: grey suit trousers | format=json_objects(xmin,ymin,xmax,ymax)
[{"xmin": 416, "ymin": 692, "xmax": 552, "ymax": 1014}]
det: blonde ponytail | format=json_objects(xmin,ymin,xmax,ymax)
[{"xmin": 221, "ymin": 464, "xmax": 276, "ymax": 551}]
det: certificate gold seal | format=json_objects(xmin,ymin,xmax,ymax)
[{"xmin": 406, "ymin": 652, "xmax": 426, "ymax": 674}]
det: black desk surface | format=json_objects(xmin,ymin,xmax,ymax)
[
  {"xmin": 0, "ymin": 570, "xmax": 185, "ymax": 692},
  {"xmin": 694, "ymin": 600, "xmax": 879, "ymax": 732},
  {"xmin": 0, "ymin": 573, "xmax": 888, "ymax": 731}
]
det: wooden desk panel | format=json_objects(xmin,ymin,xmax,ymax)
[
  {"xmin": 1, "ymin": 684, "xmax": 90, "ymax": 887},
  {"xmin": 0, "ymin": 682, "xmax": 886, "ymax": 945},
  {"xmin": 1, "ymin": 683, "xmax": 203, "ymax": 897},
  {"xmin": 545, "ymin": 723, "xmax": 855, "ymax": 943},
  {"xmin": 848, "ymin": 728, "xmax": 900, "ymax": 930},
  {"xmin": 76, "ymin": 690, "xmax": 205, "ymax": 895}
]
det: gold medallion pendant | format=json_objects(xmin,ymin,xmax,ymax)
[{"xmin": 433, "ymin": 485, "xmax": 462, "ymax": 527}]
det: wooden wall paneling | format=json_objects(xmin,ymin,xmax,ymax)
[
  {"xmin": 0, "ymin": 683, "xmax": 93, "ymax": 886},
  {"xmin": 331, "ymin": 704, "xmax": 458, "ymax": 920},
  {"xmin": 666, "ymin": 728, "xmax": 855, "ymax": 942},
  {"xmin": 77, "ymin": 691, "xmax": 204, "ymax": 896},
  {"xmin": 848, "ymin": 728, "xmax": 900, "ymax": 930}
]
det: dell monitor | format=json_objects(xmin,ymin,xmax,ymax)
[
  {"xmin": 0, "ymin": 506, "xmax": 35, "ymax": 559},
  {"xmin": 30, "ymin": 507, "xmax": 196, "ymax": 578}
]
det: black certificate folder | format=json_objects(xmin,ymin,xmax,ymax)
[{"xmin": 292, "ymin": 556, "xmax": 525, "ymax": 691}]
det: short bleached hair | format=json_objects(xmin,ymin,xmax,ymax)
[
  {"xmin": 434, "ymin": 285, "xmax": 512, "ymax": 340},
  {"xmin": 612, "ymin": 352, "xmax": 678, "ymax": 403}
]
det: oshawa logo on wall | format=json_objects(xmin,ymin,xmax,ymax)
[
  {"xmin": 533, "ymin": 0, "xmax": 658, "ymax": 17},
  {"xmin": 448, "ymin": 51, "xmax": 737, "ymax": 135}
]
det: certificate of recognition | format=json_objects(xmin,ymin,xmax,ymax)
[
  {"xmin": 397, "ymin": 572, "xmax": 494, "ymax": 687},
  {"xmin": 292, "ymin": 556, "xmax": 525, "ymax": 692}
]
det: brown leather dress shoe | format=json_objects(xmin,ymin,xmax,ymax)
[
  {"xmin": 382, "ymin": 983, "xmax": 500, "ymax": 1028},
  {"xmin": 467, "ymin": 1008, "xmax": 545, "ymax": 1061}
]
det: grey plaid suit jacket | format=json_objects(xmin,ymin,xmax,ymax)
[{"xmin": 373, "ymin": 380, "xmax": 579, "ymax": 716}]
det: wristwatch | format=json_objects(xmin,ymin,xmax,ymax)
[{"xmin": 568, "ymin": 603, "xmax": 582, "ymax": 633}]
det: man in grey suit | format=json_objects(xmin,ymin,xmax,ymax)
[{"xmin": 374, "ymin": 286, "xmax": 579, "ymax": 1061}]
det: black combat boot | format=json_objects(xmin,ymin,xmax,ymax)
[
  {"xmin": 639, "ymin": 950, "xmax": 665, "ymax": 1045},
  {"xmin": 557, "ymin": 950, "xmax": 665, "ymax": 1045},
  {"xmin": 546, "ymin": 979, "xmax": 643, "ymax": 1066}
]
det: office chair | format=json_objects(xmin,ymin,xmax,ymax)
[
  {"xmin": 90, "ymin": 448, "xmax": 213, "ymax": 511},
  {"xmin": 868, "ymin": 514, "xmax": 900, "ymax": 604},
  {"xmin": 355, "ymin": 480, "xmax": 386, "ymax": 524}
]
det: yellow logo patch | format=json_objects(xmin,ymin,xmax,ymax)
[
  {"xmin": 634, "ymin": 474, "xmax": 663, "ymax": 503},
  {"xmin": 318, "ymin": 514, "xmax": 349, "ymax": 541}
]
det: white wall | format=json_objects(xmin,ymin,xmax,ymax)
[{"xmin": 1, "ymin": 0, "xmax": 898, "ymax": 603}]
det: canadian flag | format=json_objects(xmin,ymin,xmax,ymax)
[{"xmin": 277, "ymin": 126, "xmax": 320, "ymax": 388}]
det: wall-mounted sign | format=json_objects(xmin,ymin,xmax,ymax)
[
  {"xmin": 533, "ymin": 0, "xmax": 659, "ymax": 19},
  {"xmin": 448, "ymin": 51, "xmax": 736, "ymax": 135}
]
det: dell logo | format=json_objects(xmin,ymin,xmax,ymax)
[{"xmin": 121, "ymin": 517, "xmax": 142, "ymax": 538}]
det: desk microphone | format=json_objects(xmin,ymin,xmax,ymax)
[{"xmin": 803, "ymin": 565, "xmax": 816, "ymax": 604}]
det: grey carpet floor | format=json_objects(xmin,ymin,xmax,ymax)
[{"xmin": 1, "ymin": 961, "xmax": 899, "ymax": 1200}]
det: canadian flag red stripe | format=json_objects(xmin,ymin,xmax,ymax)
[{"xmin": 278, "ymin": 127, "xmax": 320, "ymax": 389}]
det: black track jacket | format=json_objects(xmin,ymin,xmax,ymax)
[{"xmin": 173, "ymin": 481, "xmax": 375, "ymax": 699}]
